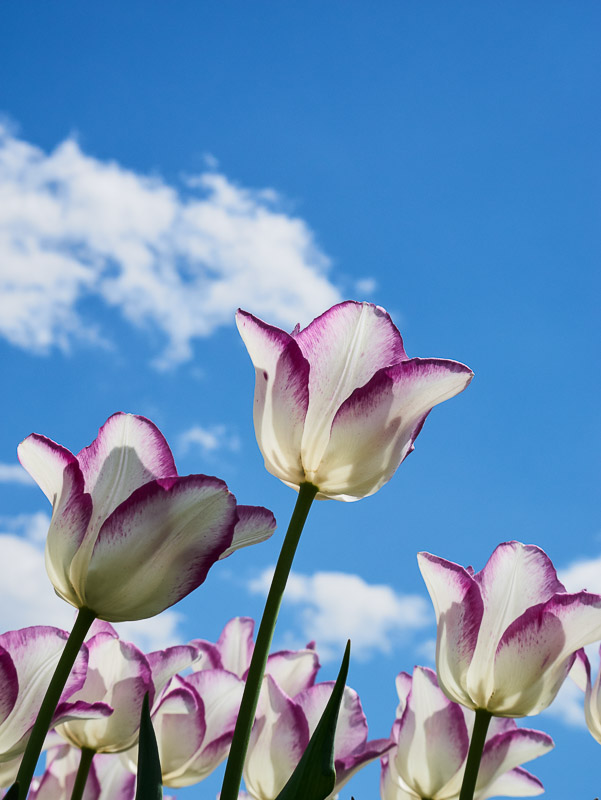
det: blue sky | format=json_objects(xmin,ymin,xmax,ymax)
[{"xmin": 1, "ymin": 2, "xmax": 600, "ymax": 797}]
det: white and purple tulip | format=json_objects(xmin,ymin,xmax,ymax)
[
  {"xmin": 122, "ymin": 668, "xmax": 245, "ymax": 788},
  {"xmin": 0, "ymin": 626, "xmax": 111, "ymax": 787},
  {"xmin": 236, "ymin": 301, "xmax": 473, "ymax": 501},
  {"xmin": 243, "ymin": 674, "xmax": 392, "ymax": 800},
  {"xmin": 380, "ymin": 666, "xmax": 553, "ymax": 800},
  {"xmin": 418, "ymin": 541, "xmax": 601, "ymax": 716},
  {"xmin": 30, "ymin": 743, "xmax": 136, "ymax": 800},
  {"xmin": 191, "ymin": 616, "xmax": 321, "ymax": 709},
  {"xmin": 17, "ymin": 412, "xmax": 276, "ymax": 621},
  {"xmin": 55, "ymin": 621, "xmax": 198, "ymax": 754},
  {"xmin": 570, "ymin": 647, "xmax": 601, "ymax": 746}
]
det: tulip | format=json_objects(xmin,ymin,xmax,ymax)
[
  {"xmin": 0, "ymin": 626, "xmax": 111, "ymax": 787},
  {"xmin": 570, "ymin": 647, "xmax": 601, "ymax": 746},
  {"xmin": 191, "ymin": 617, "xmax": 320, "ymax": 706},
  {"xmin": 30, "ymin": 743, "xmax": 136, "ymax": 800},
  {"xmin": 236, "ymin": 301, "xmax": 473, "ymax": 501},
  {"xmin": 418, "ymin": 541, "xmax": 601, "ymax": 717},
  {"xmin": 122, "ymin": 669, "xmax": 245, "ymax": 788},
  {"xmin": 55, "ymin": 622, "xmax": 198, "ymax": 754},
  {"xmin": 380, "ymin": 666, "xmax": 553, "ymax": 800},
  {"xmin": 17, "ymin": 412, "xmax": 276, "ymax": 621},
  {"xmin": 243, "ymin": 674, "xmax": 392, "ymax": 800}
]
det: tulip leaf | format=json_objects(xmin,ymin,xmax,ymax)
[
  {"xmin": 135, "ymin": 692, "xmax": 163, "ymax": 800},
  {"xmin": 274, "ymin": 640, "xmax": 351, "ymax": 800},
  {"xmin": 4, "ymin": 783, "xmax": 19, "ymax": 799}
]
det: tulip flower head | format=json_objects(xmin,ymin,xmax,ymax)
[
  {"xmin": 418, "ymin": 541, "xmax": 601, "ymax": 716},
  {"xmin": 243, "ymin": 674, "xmax": 392, "ymax": 800},
  {"xmin": 570, "ymin": 647, "xmax": 601, "ymax": 746},
  {"xmin": 380, "ymin": 666, "xmax": 553, "ymax": 800},
  {"xmin": 236, "ymin": 301, "xmax": 473, "ymax": 501},
  {"xmin": 30, "ymin": 743, "xmax": 136, "ymax": 800},
  {"xmin": 18, "ymin": 413, "xmax": 276, "ymax": 621},
  {"xmin": 55, "ymin": 621, "xmax": 198, "ymax": 754},
  {"xmin": 0, "ymin": 626, "xmax": 111, "ymax": 787}
]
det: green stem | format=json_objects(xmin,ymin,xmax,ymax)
[
  {"xmin": 70, "ymin": 747, "xmax": 95, "ymax": 800},
  {"xmin": 220, "ymin": 481, "xmax": 318, "ymax": 800},
  {"xmin": 458, "ymin": 708, "xmax": 492, "ymax": 800},
  {"xmin": 16, "ymin": 607, "xmax": 96, "ymax": 800}
]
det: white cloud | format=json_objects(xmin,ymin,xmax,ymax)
[
  {"xmin": 0, "ymin": 512, "xmax": 183, "ymax": 651},
  {"xmin": 559, "ymin": 554, "xmax": 601, "ymax": 594},
  {"xmin": 355, "ymin": 277, "xmax": 378, "ymax": 295},
  {"xmin": 0, "ymin": 124, "xmax": 341, "ymax": 368},
  {"xmin": 178, "ymin": 424, "xmax": 240, "ymax": 457},
  {"xmin": 543, "ymin": 678, "xmax": 587, "ymax": 729},
  {"xmin": 0, "ymin": 463, "xmax": 34, "ymax": 485},
  {"xmin": 249, "ymin": 568, "xmax": 431, "ymax": 661}
]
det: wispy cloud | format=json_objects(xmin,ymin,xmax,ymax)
[
  {"xmin": 559, "ymin": 554, "xmax": 601, "ymax": 594},
  {"xmin": 0, "ymin": 512, "xmax": 183, "ymax": 651},
  {"xmin": 249, "ymin": 568, "xmax": 432, "ymax": 661},
  {"xmin": 0, "ymin": 124, "xmax": 341, "ymax": 368},
  {"xmin": 0, "ymin": 463, "xmax": 34, "ymax": 485},
  {"xmin": 178, "ymin": 424, "xmax": 240, "ymax": 457}
]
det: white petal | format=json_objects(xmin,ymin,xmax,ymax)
[
  {"xmin": 236, "ymin": 310, "xmax": 309, "ymax": 488},
  {"xmin": 295, "ymin": 302, "xmax": 407, "ymax": 476}
]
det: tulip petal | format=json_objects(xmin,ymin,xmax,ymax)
[
  {"xmin": 475, "ymin": 766, "xmax": 545, "ymax": 799},
  {"xmin": 0, "ymin": 647, "xmax": 18, "ymax": 728},
  {"xmin": 317, "ymin": 358, "xmax": 473, "ymax": 499},
  {"xmin": 265, "ymin": 649, "xmax": 320, "ymax": 699},
  {"xmin": 17, "ymin": 434, "xmax": 77, "ymax": 504},
  {"xmin": 394, "ymin": 672, "xmax": 413, "ymax": 720},
  {"xmin": 294, "ymin": 302, "xmax": 408, "ymax": 475},
  {"xmin": 83, "ymin": 475, "xmax": 237, "ymax": 620},
  {"xmin": 417, "ymin": 553, "xmax": 483, "ymax": 708},
  {"xmin": 296, "ymin": 682, "xmax": 367, "ymax": 757},
  {"xmin": 394, "ymin": 667, "xmax": 469, "ymax": 800},
  {"xmin": 76, "ymin": 413, "xmax": 178, "ymax": 540},
  {"xmin": 215, "ymin": 616, "xmax": 255, "ymax": 676},
  {"xmin": 236, "ymin": 310, "xmax": 309, "ymax": 488},
  {"xmin": 0, "ymin": 627, "xmax": 89, "ymax": 757},
  {"xmin": 93, "ymin": 753, "xmax": 136, "ymax": 800},
  {"xmin": 44, "ymin": 461, "xmax": 93, "ymax": 607},
  {"xmin": 185, "ymin": 669, "xmax": 244, "ymax": 747},
  {"xmin": 146, "ymin": 645, "xmax": 199, "ymax": 699},
  {"xmin": 469, "ymin": 543, "xmax": 566, "ymax": 695},
  {"xmin": 477, "ymin": 728, "xmax": 553, "ymax": 792},
  {"xmin": 152, "ymin": 679, "xmax": 206, "ymax": 783},
  {"xmin": 491, "ymin": 592, "xmax": 601, "ymax": 715},
  {"xmin": 57, "ymin": 634, "xmax": 152, "ymax": 753},
  {"xmin": 244, "ymin": 676, "xmax": 310, "ymax": 800},
  {"xmin": 219, "ymin": 505, "xmax": 276, "ymax": 560},
  {"xmin": 380, "ymin": 754, "xmax": 420, "ymax": 800}
]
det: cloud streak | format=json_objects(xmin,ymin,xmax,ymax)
[
  {"xmin": 0, "ymin": 124, "xmax": 341, "ymax": 367},
  {"xmin": 249, "ymin": 567, "xmax": 432, "ymax": 661}
]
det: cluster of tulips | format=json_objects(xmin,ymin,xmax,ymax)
[{"xmin": 3, "ymin": 300, "xmax": 601, "ymax": 799}]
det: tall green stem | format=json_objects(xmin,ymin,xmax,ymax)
[
  {"xmin": 458, "ymin": 708, "xmax": 492, "ymax": 800},
  {"xmin": 220, "ymin": 481, "xmax": 318, "ymax": 800},
  {"xmin": 15, "ymin": 607, "xmax": 96, "ymax": 800},
  {"xmin": 70, "ymin": 747, "xmax": 95, "ymax": 800}
]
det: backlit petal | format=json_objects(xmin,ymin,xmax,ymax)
[
  {"xmin": 84, "ymin": 476, "xmax": 236, "ymax": 620},
  {"xmin": 316, "ymin": 358, "xmax": 473, "ymax": 500},
  {"xmin": 236, "ymin": 310, "xmax": 309, "ymax": 488},
  {"xmin": 219, "ymin": 506, "xmax": 276, "ymax": 560},
  {"xmin": 418, "ymin": 553, "xmax": 483, "ymax": 708}
]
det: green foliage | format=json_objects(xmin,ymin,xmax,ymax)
[
  {"xmin": 134, "ymin": 693, "xmax": 163, "ymax": 800},
  {"xmin": 275, "ymin": 640, "xmax": 351, "ymax": 800}
]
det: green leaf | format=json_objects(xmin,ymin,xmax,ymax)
[
  {"xmin": 275, "ymin": 640, "xmax": 351, "ymax": 800},
  {"xmin": 4, "ymin": 783, "xmax": 19, "ymax": 799},
  {"xmin": 134, "ymin": 692, "xmax": 163, "ymax": 800}
]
